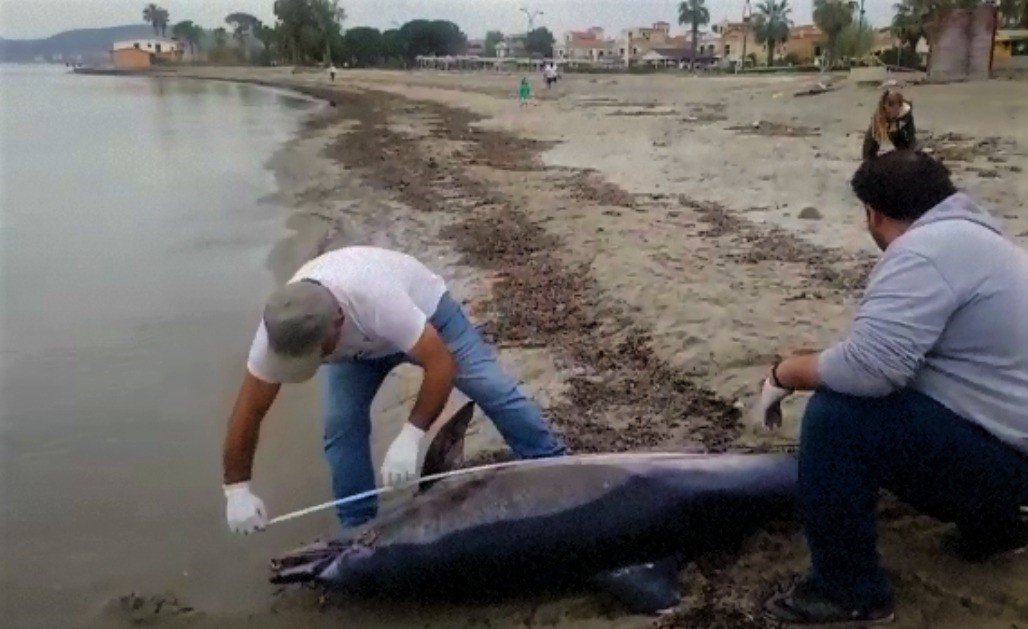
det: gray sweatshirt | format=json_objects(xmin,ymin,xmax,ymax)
[{"xmin": 819, "ymin": 193, "xmax": 1028, "ymax": 456}]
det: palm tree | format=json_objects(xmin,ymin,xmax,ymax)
[
  {"xmin": 143, "ymin": 4, "xmax": 170, "ymax": 38},
  {"xmin": 813, "ymin": 0, "xmax": 853, "ymax": 67},
  {"xmin": 754, "ymin": 0, "xmax": 793, "ymax": 66},
  {"xmin": 678, "ymin": 0, "xmax": 711, "ymax": 69},
  {"xmin": 143, "ymin": 3, "xmax": 159, "ymax": 35}
]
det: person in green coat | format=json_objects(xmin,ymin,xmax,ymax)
[{"xmin": 518, "ymin": 77, "xmax": 531, "ymax": 108}]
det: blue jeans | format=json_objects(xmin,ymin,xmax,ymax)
[
  {"xmin": 799, "ymin": 388, "xmax": 1028, "ymax": 608},
  {"xmin": 320, "ymin": 292, "xmax": 567, "ymax": 527}
]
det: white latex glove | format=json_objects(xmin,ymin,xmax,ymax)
[
  {"xmin": 381, "ymin": 422, "xmax": 426, "ymax": 488},
  {"xmin": 224, "ymin": 481, "xmax": 268, "ymax": 534},
  {"xmin": 752, "ymin": 378, "xmax": 792, "ymax": 432}
]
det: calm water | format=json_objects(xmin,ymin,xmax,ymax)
[{"xmin": 0, "ymin": 65, "xmax": 336, "ymax": 626}]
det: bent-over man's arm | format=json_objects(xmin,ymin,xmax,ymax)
[
  {"xmin": 406, "ymin": 324, "xmax": 458, "ymax": 430},
  {"xmin": 223, "ymin": 372, "xmax": 281, "ymax": 484}
]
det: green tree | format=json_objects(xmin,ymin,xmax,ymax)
[
  {"xmin": 226, "ymin": 12, "xmax": 260, "ymax": 62},
  {"xmin": 274, "ymin": 0, "xmax": 314, "ymax": 63},
  {"xmin": 837, "ymin": 22, "xmax": 874, "ymax": 59},
  {"xmin": 255, "ymin": 23, "xmax": 278, "ymax": 62},
  {"xmin": 484, "ymin": 30, "xmax": 504, "ymax": 57},
  {"xmin": 754, "ymin": 0, "xmax": 793, "ymax": 66},
  {"xmin": 813, "ymin": 0, "xmax": 854, "ymax": 66},
  {"xmin": 891, "ymin": 0, "xmax": 925, "ymax": 56},
  {"xmin": 678, "ymin": 0, "xmax": 710, "ymax": 69},
  {"xmin": 311, "ymin": 0, "xmax": 346, "ymax": 63},
  {"xmin": 171, "ymin": 20, "xmax": 202, "ymax": 56},
  {"xmin": 271, "ymin": 0, "xmax": 345, "ymax": 64},
  {"xmin": 300, "ymin": 24, "xmax": 326, "ymax": 62},
  {"xmin": 143, "ymin": 3, "xmax": 170, "ymax": 37},
  {"xmin": 342, "ymin": 27, "xmax": 383, "ymax": 66},
  {"xmin": 381, "ymin": 28, "xmax": 407, "ymax": 65},
  {"xmin": 212, "ymin": 26, "xmax": 230, "ymax": 61},
  {"xmin": 525, "ymin": 27, "xmax": 555, "ymax": 58},
  {"xmin": 398, "ymin": 20, "xmax": 467, "ymax": 62}
]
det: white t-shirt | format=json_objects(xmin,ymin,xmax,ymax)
[{"xmin": 247, "ymin": 247, "xmax": 447, "ymax": 383}]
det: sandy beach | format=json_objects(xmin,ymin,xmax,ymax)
[{"xmin": 95, "ymin": 66, "xmax": 1028, "ymax": 628}]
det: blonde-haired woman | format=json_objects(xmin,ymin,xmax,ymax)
[{"xmin": 861, "ymin": 89, "xmax": 916, "ymax": 159}]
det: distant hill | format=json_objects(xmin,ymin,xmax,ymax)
[{"xmin": 0, "ymin": 25, "xmax": 157, "ymax": 62}]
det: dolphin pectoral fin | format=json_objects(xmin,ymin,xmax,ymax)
[
  {"xmin": 270, "ymin": 540, "xmax": 344, "ymax": 585},
  {"xmin": 269, "ymin": 555, "xmax": 336, "ymax": 584},
  {"xmin": 418, "ymin": 401, "xmax": 476, "ymax": 492},
  {"xmin": 591, "ymin": 557, "xmax": 681, "ymax": 615}
]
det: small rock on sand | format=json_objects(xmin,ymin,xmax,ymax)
[
  {"xmin": 798, "ymin": 206, "xmax": 823, "ymax": 220},
  {"xmin": 101, "ymin": 592, "xmax": 199, "ymax": 625}
]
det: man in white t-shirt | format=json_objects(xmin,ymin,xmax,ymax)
[
  {"xmin": 222, "ymin": 246, "xmax": 567, "ymax": 534},
  {"xmin": 544, "ymin": 63, "xmax": 558, "ymax": 89}
]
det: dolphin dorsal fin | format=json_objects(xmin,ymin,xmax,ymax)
[{"xmin": 418, "ymin": 401, "xmax": 476, "ymax": 492}]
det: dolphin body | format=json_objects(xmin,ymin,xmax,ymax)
[{"xmin": 271, "ymin": 404, "xmax": 798, "ymax": 613}]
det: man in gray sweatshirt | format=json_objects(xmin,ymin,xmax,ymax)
[{"xmin": 755, "ymin": 151, "xmax": 1028, "ymax": 626}]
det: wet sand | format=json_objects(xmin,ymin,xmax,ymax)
[{"xmin": 95, "ymin": 67, "xmax": 1027, "ymax": 627}]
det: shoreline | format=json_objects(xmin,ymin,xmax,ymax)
[{"xmin": 93, "ymin": 67, "xmax": 1028, "ymax": 627}]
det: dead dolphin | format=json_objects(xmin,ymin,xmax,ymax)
[{"xmin": 271, "ymin": 404, "xmax": 797, "ymax": 614}]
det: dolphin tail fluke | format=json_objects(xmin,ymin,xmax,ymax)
[
  {"xmin": 418, "ymin": 401, "xmax": 476, "ymax": 492},
  {"xmin": 591, "ymin": 557, "xmax": 681, "ymax": 615}
]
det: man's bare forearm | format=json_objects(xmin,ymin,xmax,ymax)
[
  {"xmin": 408, "ymin": 358, "xmax": 456, "ymax": 431},
  {"xmin": 774, "ymin": 352, "xmax": 822, "ymax": 392},
  {"xmin": 223, "ymin": 372, "xmax": 280, "ymax": 484},
  {"xmin": 405, "ymin": 324, "xmax": 458, "ymax": 431}
]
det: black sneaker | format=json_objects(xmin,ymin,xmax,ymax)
[{"xmin": 763, "ymin": 578, "xmax": 895, "ymax": 627}]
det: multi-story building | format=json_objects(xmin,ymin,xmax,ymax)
[
  {"xmin": 778, "ymin": 24, "xmax": 824, "ymax": 64},
  {"xmin": 711, "ymin": 20, "xmax": 761, "ymax": 66},
  {"xmin": 554, "ymin": 27, "xmax": 619, "ymax": 62},
  {"xmin": 617, "ymin": 21, "xmax": 690, "ymax": 65},
  {"xmin": 694, "ymin": 31, "xmax": 721, "ymax": 57},
  {"xmin": 994, "ymin": 28, "xmax": 1028, "ymax": 72}
]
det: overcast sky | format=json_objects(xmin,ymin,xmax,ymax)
[{"xmin": 1, "ymin": 0, "xmax": 897, "ymax": 40}]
